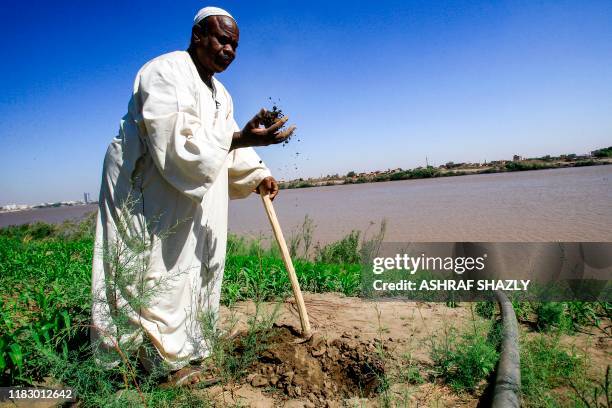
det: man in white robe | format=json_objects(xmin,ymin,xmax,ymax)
[{"xmin": 91, "ymin": 7, "xmax": 294, "ymax": 375}]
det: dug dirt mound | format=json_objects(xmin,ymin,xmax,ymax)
[{"xmin": 236, "ymin": 325, "xmax": 386, "ymax": 401}]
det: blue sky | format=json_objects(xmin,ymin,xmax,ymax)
[{"xmin": 1, "ymin": 0, "xmax": 611, "ymax": 205}]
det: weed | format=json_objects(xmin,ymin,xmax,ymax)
[
  {"xmin": 398, "ymin": 352, "xmax": 424, "ymax": 385},
  {"xmin": 315, "ymin": 230, "xmax": 361, "ymax": 264},
  {"xmin": 511, "ymin": 300, "xmax": 534, "ymax": 322},
  {"xmin": 288, "ymin": 215, "xmax": 315, "ymax": 259},
  {"xmin": 536, "ymin": 302, "xmax": 570, "ymax": 331},
  {"xmin": 430, "ymin": 319, "xmax": 500, "ymax": 392},
  {"xmin": 569, "ymin": 365, "xmax": 611, "ymax": 408},
  {"xmin": 475, "ymin": 301, "xmax": 496, "ymax": 319},
  {"xmin": 199, "ymin": 301, "xmax": 280, "ymax": 384},
  {"xmin": 520, "ymin": 333, "xmax": 584, "ymax": 406}
]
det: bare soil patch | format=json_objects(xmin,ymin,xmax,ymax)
[
  {"xmin": 239, "ymin": 325, "xmax": 385, "ymax": 401},
  {"xmin": 191, "ymin": 294, "xmax": 611, "ymax": 407},
  {"xmin": 203, "ymin": 293, "xmax": 480, "ymax": 407}
]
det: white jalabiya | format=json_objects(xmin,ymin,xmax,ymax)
[{"xmin": 91, "ymin": 51, "xmax": 271, "ymax": 370}]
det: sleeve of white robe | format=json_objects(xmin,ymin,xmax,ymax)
[
  {"xmin": 228, "ymin": 147, "xmax": 272, "ymax": 199},
  {"xmin": 138, "ymin": 58, "xmax": 231, "ymax": 202},
  {"xmin": 225, "ymin": 94, "xmax": 272, "ymax": 200}
]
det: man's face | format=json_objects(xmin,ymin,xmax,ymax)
[{"xmin": 193, "ymin": 16, "xmax": 239, "ymax": 74}]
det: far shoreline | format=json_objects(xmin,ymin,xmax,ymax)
[{"xmin": 279, "ymin": 157, "xmax": 612, "ymax": 190}]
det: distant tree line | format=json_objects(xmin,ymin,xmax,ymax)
[
  {"xmin": 592, "ymin": 146, "xmax": 612, "ymax": 158},
  {"xmin": 279, "ymin": 146, "xmax": 612, "ymax": 190}
]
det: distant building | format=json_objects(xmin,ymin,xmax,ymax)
[
  {"xmin": 513, "ymin": 155, "xmax": 522, "ymax": 162},
  {"xmin": 84, "ymin": 192, "xmax": 91, "ymax": 203},
  {"xmin": 490, "ymin": 160, "xmax": 507, "ymax": 166},
  {"xmin": 0, "ymin": 204, "xmax": 30, "ymax": 212}
]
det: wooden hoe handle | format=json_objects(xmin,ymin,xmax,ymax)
[{"xmin": 259, "ymin": 186, "xmax": 312, "ymax": 337}]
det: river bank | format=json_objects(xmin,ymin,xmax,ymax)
[{"xmin": 279, "ymin": 157, "xmax": 612, "ymax": 190}]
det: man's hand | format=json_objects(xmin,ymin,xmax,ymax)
[
  {"xmin": 230, "ymin": 109, "xmax": 296, "ymax": 150},
  {"xmin": 256, "ymin": 176, "xmax": 279, "ymax": 201}
]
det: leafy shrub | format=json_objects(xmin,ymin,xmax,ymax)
[
  {"xmin": 565, "ymin": 302, "xmax": 600, "ymax": 329},
  {"xmin": 0, "ymin": 222, "xmax": 55, "ymax": 241},
  {"xmin": 315, "ymin": 231, "xmax": 361, "ymax": 264},
  {"xmin": 475, "ymin": 301, "xmax": 496, "ymax": 319},
  {"xmin": 505, "ymin": 161, "xmax": 553, "ymax": 171},
  {"xmin": 389, "ymin": 171, "xmax": 409, "ymax": 181},
  {"xmin": 536, "ymin": 302, "xmax": 570, "ymax": 331},
  {"xmin": 409, "ymin": 167, "xmax": 439, "ymax": 178},
  {"xmin": 574, "ymin": 160, "xmax": 597, "ymax": 167},
  {"xmin": 592, "ymin": 146, "xmax": 612, "ymax": 158},
  {"xmin": 374, "ymin": 174, "xmax": 390, "ymax": 182}
]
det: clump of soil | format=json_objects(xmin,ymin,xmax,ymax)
[
  {"xmin": 235, "ymin": 325, "xmax": 385, "ymax": 402},
  {"xmin": 261, "ymin": 104, "xmax": 284, "ymax": 128},
  {"xmin": 261, "ymin": 98, "xmax": 294, "ymax": 146}
]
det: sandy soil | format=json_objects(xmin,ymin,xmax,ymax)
[
  {"xmin": 201, "ymin": 294, "xmax": 611, "ymax": 407},
  {"xmin": 199, "ymin": 293, "xmax": 482, "ymax": 407}
]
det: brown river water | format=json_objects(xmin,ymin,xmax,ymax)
[{"xmin": 2, "ymin": 166, "xmax": 611, "ymax": 243}]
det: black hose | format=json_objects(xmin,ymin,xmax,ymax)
[{"xmin": 491, "ymin": 290, "xmax": 521, "ymax": 408}]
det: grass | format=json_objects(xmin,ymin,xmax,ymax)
[
  {"xmin": 511, "ymin": 300, "xmax": 611, "ymax": 335},
  {"xmin": 223, "ymin": 254, "xmax": 361, "ymax": 304},
  {"xmin": 429, "ymin": 317, "xmax": 501, "ymax": 392},
  {"xmin": 0, "ymin": 228, "xmax": 92, "ymax": 384},
  {"xmin": 425, "ymin": 298, "xmax": 609, "ymax": 406},
  {"xmin": 570, "ymin": 365, "xmax": 611, "ymax": 408},
  {"xmin": 520, "ymin": 333, "xmax": 585, "ymax": 407}
]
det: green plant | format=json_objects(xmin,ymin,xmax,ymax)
[
  {"xmin": 475, "ymin": 301, "xmax": 496, "ymax": 319},
  {"xmin": 374, "ymin": 174, "xmax": 390, "ymax": 182},
  {"xmin": 409, "ymin": 167, "xmax": 439, "ymax": 178},
  {"xmin": 536, "ymin": 302, "xmax": 571, "ymax": 332},
  {"xmin": 511, "ymin": 301, "xmax": 534, "ymax": 322},
  {"xmin": 569, "ymin": 365, "xmax": 611, "ymax": 408},
  {"xmin": 565, "ymin": 301, "xmax": 610, "ymax": 332},
  {"xmin": 397, "ymin": 352, "xmax": 424, "ymax": 385},
  {"xmin": 505, "ymin": 161, "xmax": 554, "ymax": 171},
  {"xmin": 520, "ymin": 333, "xmax": 584, "ymax": 407},
  {"xmin": 288, "ymin": 215, "xmax": 315, "ymax": 259},
  {"xmin": 315, "ymin": 231, "xmax": 361, "ymax": 264},
  {"xmin": 430, "ymin": 320, "xmax": 500, "ymax": 391},
  {"xmin": 199, "ymin": 301, "xmax": 280, "ymax": 383},
  {"xmin": 0, "ymin": 236, "xmax": 92, "ymax": 384},
  {"xmin": 592, "ymin": 146, "xmax": 612, "ymax": 158}
]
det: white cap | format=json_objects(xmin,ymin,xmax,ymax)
[{"xmin": 193, "ymin": 6, "xmax": 235, "ymax": 26}]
